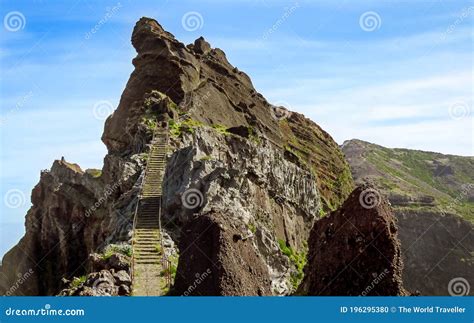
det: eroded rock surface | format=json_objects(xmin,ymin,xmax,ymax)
[
  {"xmin": 173, "ymin": 211, "xmax": 272, "ymax": 296},
  {"xmin": 1, "ymin": 17, "xmax": 353, "ymax": 296}
]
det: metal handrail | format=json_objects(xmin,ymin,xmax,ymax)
[
  {"xmin": 131, "ymin": 121, "xmax": 173, "ymax": 292},
  {"xmin": 130, "ymin": 125, "xmax": 160, "ymax": 283},
  {"xmin": 158, "ymin": 122, "xmax": 172, "ymax": 289}
]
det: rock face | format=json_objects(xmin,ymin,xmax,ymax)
[
  {"xmin": 342, "ymin": 139, "xmax": 474, "ymax": 295},
  {"xmin": 58, "ymin": 269, "xmax": 131, "ymax": 296},
  {"xmin": 173, "ymin": 212, "xmax": 272, "ymax": 296},
  {"xmin": 0, "ymin": 158, "xmax": 136, "ymax": 296},
  {"xmin": 299, "ymin": 184, "xmax": 407, "ymax": 296},
  {"xmin": 0, "ymin": 17, "xmax": 354, "ymax": 296}
]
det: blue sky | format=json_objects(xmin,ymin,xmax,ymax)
[{"xmin": 0, "ymin": 0, "xmax": 472, "ymax": 257}]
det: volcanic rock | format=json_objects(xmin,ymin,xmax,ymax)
[
  {"xmin": 173, "ymin": 211, "xmax": 272, "ymax": 296},
  {"xmin": 0, "ymin": 17, "xmax": 353, "ymax": 296},
  {"xmin": 299, "ymin": 184, "xmax": 407, "ymax": 296}
]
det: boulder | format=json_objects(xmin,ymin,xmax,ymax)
[
  {"xmin": 299, "ymin": 184, "xmax": 407, "ymax": 296},
  {"xmin": 193, "ymin": 36, "xmax": 211, "ymax": 55},
  {"xmin": 173, "ymin": 212, "xmax": 272, "ymax": 296}
]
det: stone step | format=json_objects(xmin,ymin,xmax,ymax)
[
  {"xmin": 135, "ymin": 260, "xmax": 160, "ymax": 265},
  {"xmin": 135, "ymin": 248, "xmax": 159, "ymax": 253},
  {"xmin": 135, "ymin": 230, "xmax": 159, "ymax": 234},
  {"xmin": 135, "ymin": 249, "xmax": 160, "ymax": 255},
  {"xmin": 136, "ymin": 221, "xmax": 160, "ymax": 224},
  {"xmin": 135, "ymin": 256, "xmax": 161, "ymax": 261},
  {"xmin": 134, "ymin": 239, "xmax": 159, "ymax": 244},
  {"xmin": 134, "ymin": 244, "xmax": 159, "ymax": 248},
  {"xmin": 134, "ymin": 233, "xmax": 159, "ymax": 237},
  {"xmin": 135, "ymin": 255, "xmax": 161, "ymax": 261},
  {"xmin": 134, "ymin": 238, "xmax": 159, "ymax": 242}
]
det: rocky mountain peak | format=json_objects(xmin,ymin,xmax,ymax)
[{"xmin": 1, "ymin": 17, "xmax": 355, "ymax": 296}]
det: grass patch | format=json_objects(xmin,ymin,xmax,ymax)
[
  {"xmin": 70, "ymin": 275, "xmax": 87, "ymax": 288},
  {"xmin": 212, "ymin": 124, "xmax": 230, "ymax": 135},
  {"xmin": 102, "ymin": 244, "xmax": 132, "ymax": 259},
  {"xmin": 85, "ymin": 169, "xmax": 102, "ymax": 178},
  {"xmin": 169, "ymin": 119, "xmax": 203, "ymax": 137},
  {"xmin": 141, "ymin": 116, "xmax": 158, "ymax": 130},
  {"xmin": 278, "ymin": 239, "xmax": 307, "ymax": 290},
  {"xmin": 200, "ymin": 155, "xmax": 213, "ymax": 161},
  {"xmin": 155, "ymin": 244, "xmax": 163, "ymax": 254},
  {"xmin": 247, "ymin": 222, "xmax": 257, "ymax": 234}
]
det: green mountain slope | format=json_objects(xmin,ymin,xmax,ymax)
[{"xmin": 342, "ymin": 139, "xmax": 474, "ymax": 222}]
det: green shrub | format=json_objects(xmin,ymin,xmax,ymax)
[
  {"xmin": 248, "ymin": 222, "xmax": 257, "ymax": 234},
  {"xmin": 70, "ymin": 275, "xmax": 87, "ymax": 288},
  {"xmin": 277, "ymin": 239, "xmax": 307, "ymax": 290},
  {"xmin": 85, "ymin": 168, "xmax": 102, "ymax": 178},
  {"xmin": 102, "ymin": 244, "xmax": 132, "ymax": 259},
  {"xmin": 200, "ymin": 155, "xmax": 213, "ymax": 161},
  {"xmin": 212, "ymin": 124, "xmax": 230, "ymax": 135},
  {"xmin": 169, "ymin": 119, "xmax": 203, "ymax": 137}
]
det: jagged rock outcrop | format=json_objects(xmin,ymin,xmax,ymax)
[
  {"xmin": 59, "ymin": 269, "xmax": 131, "ymax": 296},
  {"xmin": 342, "ymin": 139, "xmax": 474, "ymax": 295},
  {"xmin": 1, "ymin": 17, "xmax": 354, "ymax": 296},
  {"xmin": 299, "ymin": 184, "xmax": 407, "ymax": 296},
  {"xmin": 173, "ymin": 211, "xmax": 272, "ymax": 296}
]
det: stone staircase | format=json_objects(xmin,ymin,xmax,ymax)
[{"xmin": 131, "ymin": 127, "xmax": 170, "ymax": 296}]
